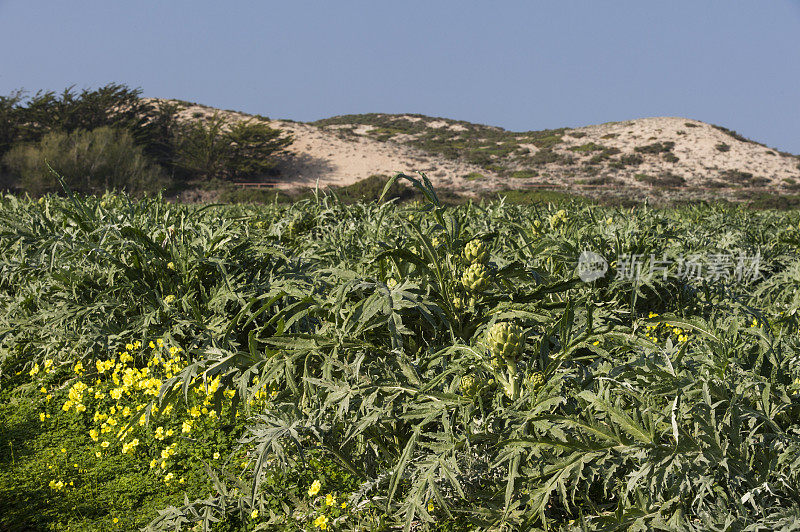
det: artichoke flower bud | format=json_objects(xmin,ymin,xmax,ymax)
[
  {"xmin": 549, "ymin": 209, "xmax": 568, "ymax": 229},
  {"xmin": 463, "ymin": 239, "xmax": 488, "ymax": 264},
  {"xmin": 461, "ymin": 263, "xmax": 490, "ymax": 292},
  {"xmin": 524, "ymin": 371, "xmax": 545, "ymax": 392},
  {"xmin": 487, "ymin": 322, "xmax": 525, "ymax": 361},
  {"xmin": 459, "ymin": 375, "xmax": 480, "ymax": 397}
]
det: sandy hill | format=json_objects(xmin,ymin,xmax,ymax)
[{"xmin": 154, "ymin": 99, "xmax": 800, "ymax": 201}]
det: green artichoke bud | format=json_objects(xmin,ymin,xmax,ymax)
[
  {"xmin": 286, "ymin": 212, "xmax": 313, "ymax": 238},
  {"xmin": 487, "ymin": 322, "xmax": 525, "ymax": 360},
  {"xmin": 524, "ymin": 371, "xmax": 545, "ymax": 392},
  {"xmin": 463, "ymin": 239, "xmax": 488, "ymax": 264},
  {"xmin": 549, "ymin": 209, "xmax": 568, "ymax": 228},
  {"xmin": 459, "ymin": 375, "xmax": 480, "ymax": 397},
  {"xmin": 461, "ymin": 263, "xmax": 490, "ymax": 292}
]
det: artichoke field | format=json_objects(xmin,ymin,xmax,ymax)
[{"xmin": 2, "ymin": 173, "xmax": 800, "ymax": 531}]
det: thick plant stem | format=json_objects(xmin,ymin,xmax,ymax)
[{"xmin": 506, "ymin": 358, "xmax": 520, "ymax": 400}]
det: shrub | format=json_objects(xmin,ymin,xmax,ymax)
[
  {"xmin": 634, "ymin": 172, "xmax": 686, "ymax": 187},
  {"xmin": 719, "ymin": 169, "xmax": 755, "ymax": 185},
  {"xmin": 334, "ymin": 174, "xmax": 415, "ymax": 203},
  {"xmin": 2, "ymin": 127, "xmax": 166, "ymax": 195},
  {"xmin": 463, "ymin": 172, "xmax": 484, "ymax": 181},
  {"xmin": 569, "ymin": 142, "xmax": 605, "ymax": 153},
  {"xmin": 712, "ymin": 124, "xmax": 760, "ymax": 145},
  {"xmin": 510, "ymin": 169, "xmax": 538, "ymax": 179},
  {"xmin": 663, "ymin": 152, "xmax": 680, "ymax": 163},
  {"xmin": 588, "ymin": 147, "xmax": 621, "ymax": 165},
  {"xmin": 608, "ymin": 153, "xmax": 643, "ymax": 169},
  {"xmin": 715, "ymin": 143, "xmax": 731, "ymax": 153},
  {"xmin": 634, "ymin": 141, "xmax": 675, "ymax": 154}
]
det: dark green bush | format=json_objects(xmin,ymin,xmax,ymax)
[
  {"xmin": 635, "ymin": 141, "xmax": 675, "ymax": 154},
  {"xmin": 569, "ymin": 142, "xmax": 605, "ymax": 153},
  {"xmin": 2, "ymin": 127, "xmax": 166, "ymax": 195},
  {"xmin": 510, "ymin": 169, "xmax": 538, "ymax": 179},
  {"xmin": 334, "ymin": 173, "xmax": 416, "ymax": 202},
  {"xmin": 634, "ymin": 171, "xmax": 686, "ymax": 187},
  {"xmin": 720, "ymin": 169, "xmax": 755, "ymax": 185}
]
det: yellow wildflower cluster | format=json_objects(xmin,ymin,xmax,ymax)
[
  {"xmin": 32, "ymin": 337, "xmax": 285, "ymax": 504},
  {"xmin": 644, "ymin": 313, "xmax": 689, "ymax": 344},
  {"xmin": 38, "ymin": 341, "xmax": 220, "ymax": 483},
  {"xmin": 304, "ymin": 480, "xmax": 354, "ymax": 530}
]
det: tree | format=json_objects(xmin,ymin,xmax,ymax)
[
  {"xmin": 225, "ymin": 119, "xmax": 293, "ymax": 178},
  {"xmin": 174, "ymin": 112, "xmax": 293, "ymax": 180}
]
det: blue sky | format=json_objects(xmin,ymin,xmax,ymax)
[{"xmin": 1, "ymin": 1, "xmax": 798, "ymax": 152}]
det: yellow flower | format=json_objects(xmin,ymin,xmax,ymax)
[
  {"xmin": 182, "ymin": 421, "xmax": 192, "ymax": 433},
  {"xmin": 313, "ymin": 515, "xmax": 329, "ymax": 529},
  {"xmin": 428, "ymin": 502, "xmax": 435, "ymax": 513},
  {"xmin": 341, "ymin": 502, "xmax": 347, "ymax": 509},
  {"xmin": 163, "ymin": 295, "xmax": 175, "ymax": 305},
  {"xmin": 113, "ymin": 518, "xmax": 119, "ymax": 523},
  {"xmin": 308, "ymin": 479, "xmax": 321, "ymax": 497},
  {"xmin": 325, "ymin": 493, "xmax": 336, "ymax": 506},
  {"xmin": 39, "ymin": 413, "xmax": 46, "ymax": 422},
  {"xmin": 213, "ymin": 452, "xmax": 220, "ymax": 460},
  {"xmin": 29, "ymin": 364, "xmax": 39, "ymax": 377},
  {"xmin": 95, "ymin": 451, "xmax": 102, "ymax": 458},
  {"xmin": 167, "ymin": 262, "xmax": 175, "ymax": 270},
  {"xmin": 250, "ymin": 510, "xmax": 259, "ymax": 519}
]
